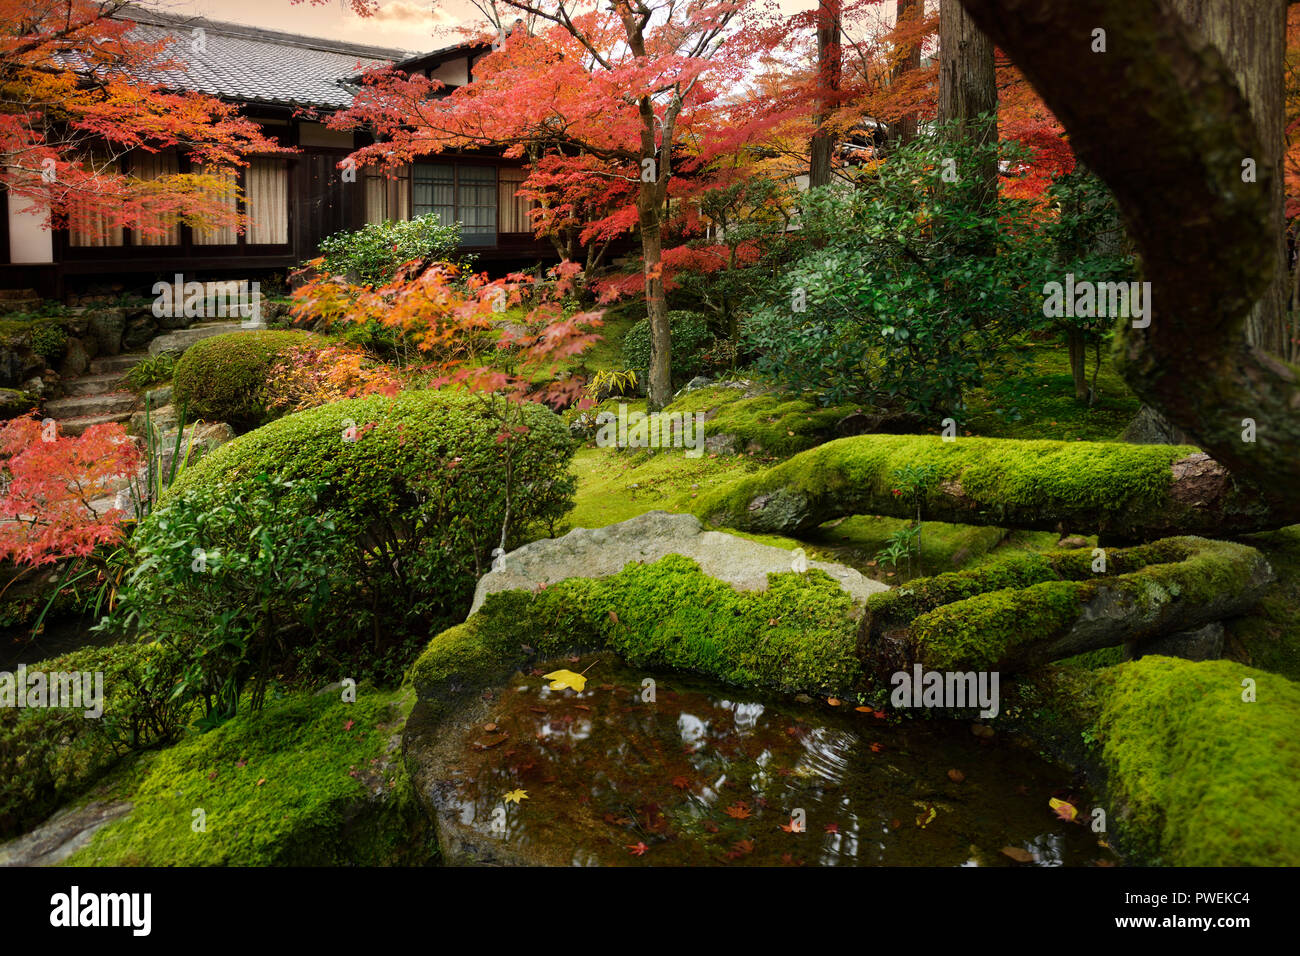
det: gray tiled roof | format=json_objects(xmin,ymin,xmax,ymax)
[{"xmin": 110, "ymin": 9, "xmax": 410, "ymax": 109}]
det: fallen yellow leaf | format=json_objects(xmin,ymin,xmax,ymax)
[
  {"xmin": 503, "ymin": 789, "xmax": 529, "ymax": 805},
  {"xmin": 543, "ymin": 669, "xmax": 587, "ymax": 692},
  {"xmin": 1049, "ymin": 797, "xmax": 1078, "ymax": 822}
]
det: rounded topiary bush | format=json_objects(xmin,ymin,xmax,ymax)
[
  {"xmin": 172, "ymin": 330, "xmax": 323, "ymax": 430},
  {"xmin": 151, "ymin": 389, "xmax": 576, "ymax": 681},
  {"xmin": 621, "ymin": 311, "xmax": 714, "ymax": 387}
]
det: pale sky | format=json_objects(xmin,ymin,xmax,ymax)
[{"xmin": 136, "ymin": 0, "xmax": 822, "ymax": 55}]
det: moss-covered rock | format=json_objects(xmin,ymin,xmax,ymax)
[
  {"xmin": 694, "ymin": 434, "xmax": 1273, "ymax": 540},
  {"xmin": 1095, "ymin": 658, "xmax": 1300, "ymax": 866},
  {"xmin": 64, "ymin": 688, "xmax": 436, "ymax": 866},
  {"xmin": 863, "ymin": 537, "xmax": 1272, "ymax": 673},
  {"xmin": 409, "ymin": 553, "xmax": 863, "ymax": 710}
]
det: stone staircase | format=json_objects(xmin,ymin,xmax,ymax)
[{"xmin": 46, "ymin": 353, "xmax": 148, "ymax": 437}]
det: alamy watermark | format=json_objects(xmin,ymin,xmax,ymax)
[
  {"xmin": 152, "ymin": 274, "xmax": 263, "ymax": 326},
  {"xmin": 1042, "ymin": 273, "xmax": 1151, "ymax": 329},
  {"xmin": 890, "ymin": 664, "xmax": 1000, "ymax": 718},
  {"xmin": 0, "ymin": 665, "xmax": 104, "ymax": 718},
  {"xmin": 594, "ymin": 403, "xmax": 706, "ymax": 458}
]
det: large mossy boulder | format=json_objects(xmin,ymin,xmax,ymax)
[
  {"xmin": 472, "ymin": 510, "xmax": 887, "ymax": 613},
  {"xmin": 695, "ymin": 434, "xmax": 1274, "ymax": 540}
]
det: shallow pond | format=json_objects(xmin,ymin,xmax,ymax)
[{"xmin": 438, "ymin": 655, "xmax": 1117, "ymax": 866}]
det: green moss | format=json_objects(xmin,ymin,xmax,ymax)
[
  {"xmin": 64, "ymin": 688, "xmax": 436, "ymax": 866},
  {"xmin": 963, "ymin": 343, "xmax": 1142, "ymax": 442},
  {"xmin": 1096, "ymin": 658, "xmax": 1300, "ymax": 866},
  {"xmin": 1229, "ymin": 525, "xmax": 1300, "ymax": 681},
  {"xmin": 695, "ymin": 433, "xmax": 1208, "ymax": 537},
  {"xmin": 699, "ymin": 393, "xmax": 858, "ymax": 457},
  {"xmin": 409, "ymin": 554, "xmax": 861, "ymax": 704},
  {"xmin": 809, "ymin": 516, "xmax": 1010, "ymax": 581},
  {"xmin": 867, "ymin": 537, "xmax": 1267, "ymax": 672},
  {"xmin": 560, "ymin": 444, "xmax": 762, "ymax": 533}
]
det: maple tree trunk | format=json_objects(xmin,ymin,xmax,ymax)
[
  {"xmin": 1168, "ymin": 0, "xmax": 1289, "ymax": 358},
  {"xmin": 639, "ymin": 188, "xmax": 672, "ymax": 412},
  {"xmin": 809, "ymin": 0, "xmax": 843, "ymax": 188},
  {"xmin": 893, "ymin": 0, "xmax": 923, "ymax": 145},
  {"xmin": 953, "ymin": 0, "xmax": 1300, "ymax": 523}
]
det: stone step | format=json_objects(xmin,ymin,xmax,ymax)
[
  {"xmin": 64, "ymin": 373, "xmax": 125, "ymax": 397},
  {"xmin": 56, "ymin": 411, "xmax": 133, "ymax": 437},
  {"xmin": 45, "ymin": 392, "xmax": 137, "ymax": 420},
  {"xmin": 88, "ymin": 352, "xmax": 148, "ymax": 376},
  {"xmin": 0, "ymin": 288, "xmax": 38, "ymax": 301},
  {"xmin": 148, "ymin": 321, "xmax": 250, "ymax": 357}
]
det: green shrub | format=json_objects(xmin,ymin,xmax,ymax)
[
  {"xmin": 29, "ymin": 322, "xmax": 67, "ymax": 362},
  {"xmin": 118, "ymin": 352, "xmax": 175, "ymax": 392},
  {"xmin": 621, "ymin": 311, "xmax": 714, "ymax": 388},
  {"xmin": 113, "ymin": 474, "xmax": 348, "ymax": 719},
  {"xmin": 741, "ymin": 129, "xmax": 1048, "ymax": 415},
  {"xmin": 318, "ymin": 216, "xmax": 465, "ymax": 285},
  {"xmin": 0, "ymin": 641, "xmax": 190, "ymax": 838},
  {"xmin": 171, "ymin": 330, "xmax": 323, "ymax": 430},
  {"xmin": 158, "ymin": 390, "xmax": 576, "ymax": 682}
]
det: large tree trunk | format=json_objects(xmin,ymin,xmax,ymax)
[
  {"xmin": 938, "ymin": 0, "xmax": 997, "ymax": 234},
  {"xmin": 809, "ymin": 0, "xmax": 843, "ymax": 188},
  {"xmin": 892, "ymin": 0, "xmax": 923, "ymax": 145},
  {"xmin": 1169, "ymin": 0, "xmax": 1288, "ymax": 357},
  {"xmin": 952, "ymin": 0, "xmax": 1300, "ymax": 524}
]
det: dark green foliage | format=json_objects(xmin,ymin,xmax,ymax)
[
  {"xmin": 741, "ymin": 131, "xmax": 1048, "ymax": 415},
  {"xmin": 160, "ymin": 390, "xmax": 576, "ymax": 683},
  {"xmin": 0, "ymin": 642, "xmax": 190, "ymax": 838},
  {"xmin": 318, "ymin": 216, "xmax": 465, "ymax": 285},
  {"xmin": 622, "ymin": 311, "xmax": 714, "ymax": 387},
  {"xmin": 112, "ymin": 475, "xmax": 347, "ymax": 719},
  {"xmin": 171, "ymin": 330, "xmax": 324, "ymax": 430}
]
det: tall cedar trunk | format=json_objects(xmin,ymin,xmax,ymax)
[
  {"xmin": 1169, "ymin": 0, "xmax": 1288, "ymax": 357},
  {"xmin": 893, "ymin": 0, "xmax": 923, "ymax": 145},
  {"xmin": 954, "ymin": 0, "xmax": 1300, "ymax": 524},
  {"xmin": 938, "ymin": 0, "xmax": 997, "ymax": 202},
  {"xmin": 809, "ymin": 0, "xmax": 843, "ymax": 188}
]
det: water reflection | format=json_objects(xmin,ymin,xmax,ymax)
[{"xmin": 438, "ymin": 657, "xmax": 1116, "ymax": 867}]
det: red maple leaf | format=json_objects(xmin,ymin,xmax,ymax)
[
  {"xmin": 626, "ymin": 841, "xmax": 648, "ymax": 856},
  {"xmin": 725, "ymin": 802, "xmax": 752, "ymax": 820}
]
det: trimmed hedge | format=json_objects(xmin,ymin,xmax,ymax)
[
  {"xmin": 157, "ymin": 389, "xmax": 576, "ymax": 678},
  {"xmin": 172, "ymin": 330, "xmax": 324, "ymax": 430}
]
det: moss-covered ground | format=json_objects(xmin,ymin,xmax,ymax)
[{"xmin": 63, "ymin": 688, "xmax": 436, "ymax": 866}]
